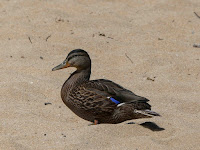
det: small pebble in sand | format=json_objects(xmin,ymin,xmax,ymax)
[
  {"xmin": 99, "ymin": 33, "xmax": 105, "ymax": 36},
  {"xmin": 44, "ymin": 102, "xmax": 52, "ymax": 105},
  {"xmin": 107, "ymin": 36, "xmax": 113, "ymax": 39},
  {"xmin": 193, "ymin": 44, "xmax": 200, "ymax": 48},
  {"xmin": 21, "ymin": 56, "xmax": 25, "ymax": 58},
  {"xmin": 146, "ymin": 77, "xmax": 156, "ymax": 81},
  {"xmin": 61, "ymin": 133, "xmax": 66, "ymax": 137},
  {"xmin": 55, "ymin": 18, "xmax": 64, "ymax": 22}
]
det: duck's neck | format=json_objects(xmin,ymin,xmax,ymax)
[{"xmin": 61, "ymin": 67, "xmax": 91, "ymax": 100}]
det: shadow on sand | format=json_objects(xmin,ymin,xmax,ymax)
[
  {"xmin": 127, "ymin": 121, "xmax": 165, "ymax": 131},
  {"xmin": 139, "ymin": 122, "xmax": 165, "ymax": 131}
]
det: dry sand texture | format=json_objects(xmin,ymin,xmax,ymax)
[{"xmin": 1, "ymin": 0, "xmax": 200, "ymax": 150}]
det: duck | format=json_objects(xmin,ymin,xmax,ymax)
[{"xmin": 52, "ymin": 49, "xmax": 160, "ymax": 125}]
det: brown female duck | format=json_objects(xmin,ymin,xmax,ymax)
[{"xmin": 52, "ymin": 49, "xmax": 160, "ymax": 124}]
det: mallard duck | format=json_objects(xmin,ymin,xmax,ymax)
[{"xmin": 52, "ymin": 49, "xmax": 160, "ymax": 124}]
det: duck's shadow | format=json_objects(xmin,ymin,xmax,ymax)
[{"xmin": 127, "ymin": 121, "xmax": 165, "ymax": 131}]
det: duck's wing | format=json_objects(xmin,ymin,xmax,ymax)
[
  {"xmin": 84, "ymin": 79, "xmax": 149, "ymax": 104},
  {"xmin": 71, "ymin": 83, "xmax": 117, "ymax": 118},
  {"xmin": 71, "ymin": 79, "xmax": 157, "ymax": 122}
]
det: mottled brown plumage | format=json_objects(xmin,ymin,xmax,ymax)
[{"xmin": 52, "ymin": 49, "xmax": 160, "ymax": 124}]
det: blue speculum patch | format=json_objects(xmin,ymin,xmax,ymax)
[{"xmin": 110, "ymin": 97, "xmax": 120, "ymax": 104}]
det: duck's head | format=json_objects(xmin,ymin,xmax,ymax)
[{"xmin": 52, "ymin": 49, "xmax": 91, "ymax": 71}]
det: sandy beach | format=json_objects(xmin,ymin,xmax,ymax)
[{"xmin": 1, "ymin": 0, "xmax": 200, "ymax": 149}]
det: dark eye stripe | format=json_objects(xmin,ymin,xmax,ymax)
[{"xmin": 68, "ymin": 54, "xmax": 84, "ymax": 61}]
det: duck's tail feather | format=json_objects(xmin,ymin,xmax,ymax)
[
  {"xmin": 134, "ymin": 109, "xmax": 160, "ymax": 117},
  {"xmin": 144, "ymin": 109, "xmax": 160, "ymax": 116}
]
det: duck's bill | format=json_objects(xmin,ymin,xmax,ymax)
[{"xmin": 52, "ymin": 62, "xmax": 70, "ymax": 71}]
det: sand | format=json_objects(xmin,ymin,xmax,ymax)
[{"xmin": 1, "ymin": 0, "xmax": 200, "ymax": 149}]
